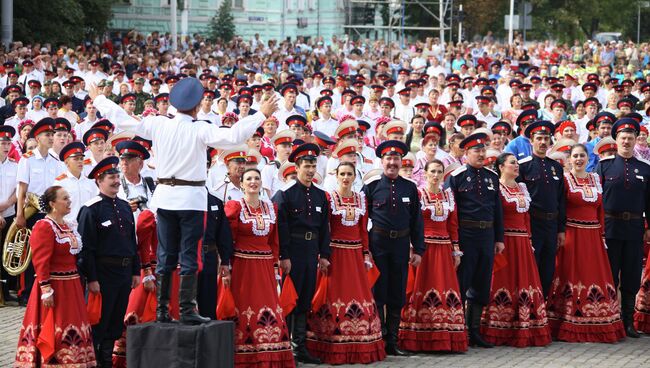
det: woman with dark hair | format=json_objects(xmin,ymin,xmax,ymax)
[
  {"xmin": 307, "ymin": 161, "xmax": 385, "ymax": 364},
  {"xmin": 399, "ymin": 159, "xmax": 467, "ymax": 352},
  {"xmin": 404, "ymin": 115, "xmax": 425, "ymax": 154},
  {"xmin": 224, "ymin": 167, "xmax": 295, "ymax": 367},
  {"xmin": 480, "ymin": 153, "xmax": 551, "ymax": 347},
  {"xmin": 15, "ymin": 186, "xmax": 97, "ymax": 366},
  {"xmin": 546, "ymin": 144, "xmax": 625, "ymax": 343}
]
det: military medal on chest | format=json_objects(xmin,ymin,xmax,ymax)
[{"xmin": 551, "ymin": 166, "xmax": 557, "ymax": 177}]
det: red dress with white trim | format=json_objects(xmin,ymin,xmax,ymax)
[
  {"xmin": 635, "ymin": 253, "xmax": 650, "ymax": 332},
  {"xmin": 398, "ymin": 187, "xmax": 468, "ymax": 352},
  {"xmin": 15, "ymin": 218, "xmax": 97, "ymax": 367},
  {"xmin": 480, "ymin": 183, "xmax": 551, "ymax": 347},
  {"xmin": 306, "ymin": 191, "xmax": 385, "ymax": 364},
  {"xmin": 546, "ymin": 172, "xmax": 625, "ymax": 342},
  {"xmin": 225, "ymin": 199, "xmax": 294, "ymax": 368}
]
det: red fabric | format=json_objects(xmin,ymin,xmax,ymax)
[
  {"xmin": 546, "ymin": 174, "xmax": 625, "ymax": 343},
  {"xmin": 141, "ymin": 291, "xmax": 157, "ymax": 323},
  {"xmin": 367, "ymin": 264, "xmax": 380, "ymax": 287},
  {"xmin": 399, "ymin": 188, "xmax": 467, "ymax": 352},
  {"xmin": 311, "ymin": 274, "xmax": 329, "ymax": 311},
  {"xmin": 635, "ymin": 245, "xmax": 650, "ymax": 332},
  {"xmin": 306, "ymin": 191, "xmax": 385, "ymax": 365},
  {"xmin": 87, "ymin": 292, "xmax": 102, "ymax": 325},
  {"xmin": 216, "ymin": 277, "xmax": 236, "ymax": 319},
  {"xmin": 405, "ymin": 265, "xmax": 415, "ymax": 298},
  {"xmin": 15, "ymin": 219, "xmax": 96, "ymax": 366},
  {"xmin": 480, "ymin": 183, "xmax": 551, "ymax": 347},
  {"xmin": 225, "ymin": 199, "xmax": 293, "ymax": 367},
  {"xmin": 280, "ymin": 277, "xmax": 298, "ymax": 317}
]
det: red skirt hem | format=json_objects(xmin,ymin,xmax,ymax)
[
  {"xmin": 480, "ymin": 326, "xmax": 551, "ymax": 347},
  {"xmin": 306, "ymin": 339, "xmax": 386, "ymax": 365},
  {"xmin": 235, "ymin": 350, "xmax": 295, "ymax": 368},
  {"xmin": 633, "ymin": 312, "xmax": 650, "ymax": 333},
  {"xmin": 549, "ymin": 319, "xmax": 626, "ymax": 343},
  {"xmin": 398, "ymin": 330, "xmax": 468, "ymax": 352}
]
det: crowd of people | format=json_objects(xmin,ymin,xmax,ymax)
[{"xmin": 3, "ymin": 30, "xmax": 650, "ymax": 368}]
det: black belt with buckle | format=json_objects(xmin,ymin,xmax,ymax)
[
  {"xmin": 158, "ymin": 177, "xmax": 206, "ymax": 187},
  {"xmin": 605, "ymin": 211, "xmax": 642, "ymax": 221},
  {"xmin": 98, "ymin": 256, "xmax": 133, "ymax": 267},
  {"xmin": 373, "ymin": 226, "xmax": 410, "ymax": 239},
  {"xmin": 202, "ymin": 244, "xmax": 218, "ymax": 253},
  {"xmin": 529, "ymin": 208, "xmax": 558, "ymax": 221},
  {"xmin": 291, "ymin": 231, "xmax": 318, "ymax": 241},
  {"xmin": 459, "ymin": 220, "xmax": 494, "ymax": 229}
]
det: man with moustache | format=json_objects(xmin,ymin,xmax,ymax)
[
  {"xmin": 597, "ymin": 118, "xmax": 650, "ymax": 338},
  {"xmin": 517, "ymin": 121, "xmax": 566, "ymax": 298},
  {"xmin": 363, "ymin": 140, "xmax": 424, "ymax": 356},
  {"xmin": 77, "ymin": 156, "xmax": 140, "ymax": 367},
  {"xmin": 273, "ymin": 143, "xmax": 331, "ymax": 364},
  {"xmin": 445, "ymin": 132, "xmax": 504, "ymax": 348}
]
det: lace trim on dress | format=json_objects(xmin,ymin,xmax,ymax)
[
  {"xmin": 419, "ymin": 187, "xmax": 455, "ymax": 221},
  {"xmin": 329, "ymin": 191, "xmax": 367, "ymax": 226},
  {"xmin": 564, "ymin": 172, "xmax": 602, "ymax": 203},
  {"xmin": 499, "ymin": 183, "xmax": 531, "ymax": 213},
  {"xmin": 43, "ymin": 217, "xmax": 83, "ymax": 255},
  {"xmin": 239, "ymin": 199, "xmax": 276, "ymax": 237}
]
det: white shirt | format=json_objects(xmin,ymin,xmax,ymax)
[
  {"xmin": 0, "ymin": 157, "xmax": 18, "ymax": 217},
  {"xmin": 311, "ymin": 116, "xmax": 338, "ymax": 138},
  {"xmin": 394, "ymin": 102, "xmax": 414, "ymax": 123},
  {"xmin": 17, "ymin": 149, "xmax": 65, "ymax": 195},
  {"xmin": 93, "ymin": 94, "xmax": 266, "ymax": 211},
  {"xmin": 26, "ymin": 109, "xmax": 47, "ymax": 122},
  {"xmin": 117, "ymin": 175, "xmax": 153, "ymax": 220},
  {"xmin": 211, "ymin": 179, "xmax": 244, "ymax": 203},
  {"xmin": 53, "ymin": 170, "xmax": 98, "ymax": 227},
  {"xmin": 74, "ymin": 117, "xmax": 99, "ymax": 141},
  {"xmin": 273, "ymin": 104, "xmax": 302, "ymax": 132},
  {"xmin": 261, "ymin": 161, "xmax": 284, "ymax": 198},
  {"xmin": 197, "ymin": 110, "xmax": 221, "ymax": 125}
]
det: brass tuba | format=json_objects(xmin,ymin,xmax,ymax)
[{"xmin": 2, "ymin": 193, "xmax": 42, "ymax": 276}]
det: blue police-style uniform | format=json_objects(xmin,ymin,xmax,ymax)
[
  {"xmin": 272, "ymin": 143, "xmax": 330, "ymax": 363},
  {"xmin": 445, "ymin": 132, "xmax": 503, "ymax": 348},
  {"xmin": 596, "ymin": 117, "xmax": 650, "ymax": 337},
  {"xmin": 504, "ymin": 135, "xmax": 532, "ymax": 159},
  {"xmin": 77, "ymin": 192, "xmax": 140, "ymax": 366},
  {"xmin": 197, "ymin": 193, "xmax": 233, "ymax": 320},
  {"xmin": 516, "ymin": 120, "xmax": 566, "ymax": 297},
  {"xmin": 363, "ymin": 140, "xmax": 424, "ymax": 355},
  {"xmin": 585, "ymin": 136, "xmax": 601, "ymax": 172}
]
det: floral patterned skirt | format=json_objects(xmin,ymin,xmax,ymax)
[
  {"xmin": 399, "ymin": 240, "xmax": 467, "ymax": 352},
  {"xmin": 15, "ymin": 274, "xmax": 96, "ymax": 368},
  {"xmin": 480, "ymin": 232, "xmax": 551, "ymax": 347},
  {"xmin": 306, "ymin": 245, "xmax": 385, "ymax": 365},
  {"xmin": 634, "ymin": 243, "xmax": 650, "ymax": 333},
  {"xmin": 229, "ymin": 254, "xmax": 294, "ymax": 368},
  {"xmin": 547, "ymin": 225, "xmax": 625, "ymax": 343}
]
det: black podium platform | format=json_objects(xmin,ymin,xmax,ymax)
[{"xmin": 127, "ymin": 321, "xmax": 235, "ymax": 368}]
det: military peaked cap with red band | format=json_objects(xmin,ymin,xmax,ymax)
[
  {"xmin": 313, "ymin": 131, "xmax": 336, "ymax": 148},
  {"xmin": 43, "ymin": 98, "xmax": 59, "ymax": 109},
  {"xmin": 423, "ymin": 122, "xmax": 443, "ymax": 136},
  {"xmin": 584, "ymin": 97, "xmax": 599, "ymax": 108},
  {"xmin": 457, "ymin": 114, "xmax": 478, "ymax": 127},
  {"xmin": 350, "ymin": 95, "xmax": 366, "ymax": 105},
  {"xmin": 0, "ymin": 125, "xmax": 15, "ymax": 141},
  {"xmin": 491, "ymin": 121, "xmax": 512, "ymax": 136},
  {"xmin": 524, "ymin": 120, "xmax": 555, "ymax": 138},
  {"xmin": 154, "ymin": 93, "xmax": 170, "ymax": 103},
  {"xmin": 414, "ymin": 102, "xmax": 431, "ymax": 110},
  {"xmin": 83, "ymin": 128, "xmax": 109, "ymax": 145},
  {"xmin": 88, "ymin": 156, "xmax": 120, "ymax": 180},
  {"xmin": 116, "ymin": 141, "xmax": 150, "ymax": 160},
  {"xmin": 133, "ymin": 136, "xmax": 152, "ymax": 150},
  {"xmin": 516, "ymin": 109, "xmax": 538, "ymax": 127},
  {"xmin": 29, "ymin": 118, "xmax": 55, "ymax": 138},
  {"xmin": 287, "ymin": 115, "xmax": 307, "ymax": 128},
  {"xmin": 595, "ymin": 137, "xmax": 617, "ymax": 154},
  {"xmin": 288, "ymin": 143, "xmax": 320, "ymax": 163},
  {"xmin": 120, "ymin": 93, "xmax": 136, "ymax": 104},
  {"xmin": 459, "ymin": 132, "xmax": 489, "ymax": 150},
  {"xmin": 375, "ymin": 140, "xmax": 408, "ymax": 158},
  {"xmin": 611, "ymin": 118, "xmax": 640, "ymax": 139},
  {"xmin": 379, "ymin": 97, "xmax": 394, "ymax": 108},
  {"xmin": 92, "ymin": 120, "xmax": 114, "ymax": 133},
  {"xmin": 316, "ymin": 96, "xmax": 332, "ymax": 108},
  {"xmin": 12, "ymin": 97, "xmax": 29, "ymax": 108},
  {"xmin": 617, "ymin": 98, "xmax": 634, "ymax": 109},
  {"xmin": 54, "ymin": 118, "xmax": 71, "ymax": 132},
  {"xmin": 59, "ymin": 142, "xmax": 85, "ymax": 161}
]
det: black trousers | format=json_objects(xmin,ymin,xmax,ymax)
[
  {"xmin": 21, "ymin": 212, "xmax": 45, "ymax": 300},
  {"xmin": 156, "ymin": 209, "xmax": 204, "ymax": 275},
  {"xmin": 606, "ymin": 238, "xmax": 644, "ymax": 295},
  {"xmin": 92, "ymin": 265, "xmax": 132, "ymax": 345},
  {"xmin": 371, "ymin": 233, "xmax": 410, "ymax": 311},
  {"xmin": 197, "ymin": 249, "xmax": 218, "ymax": 320},
  {"xmin": 531, "ymin": 219, "xmax": 558, "ymax": 297},
  {"xmin": 0, "ymin": 215, "xmax": 16, "ymax": 297},
  {"xmin": 457, "ymin": 228, "xmax": 495, "ymax": 306}
]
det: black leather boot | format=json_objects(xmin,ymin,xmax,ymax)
[
  {"xmin": 100, "ymin": 340, "xmax": 114, "ymax": 368},
  {"xmin": 622, "ymin": 292, "xmax": 640, "ymax": 338},
  {"xmin": 385, "ymin": 309, "xmax": 409, "ymax": 356},
  {"xmin": 179, "ymin": 274, "xmax": 210, "ymax": 325},
  {"xmin": 467, "ymin": 303, "xmax": 494, "ymax": 348},
  {"xmin": 291, "ymin": 313, "xmax": 322, "ymax": 364},
  {"xmin": 156, "ymin": 273, "xmax": 174, "ymax": 323}
]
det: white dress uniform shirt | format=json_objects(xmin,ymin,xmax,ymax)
[
  {"xmin": 311, "ymin": 117, "xmax": 338, "ymax": 138},
  {"xmin": 196, "ymin": 110, "xmax": 221, "ymax": 125},
  {"xmin": 394, "ymin": 102, "xmax": 414, "ymax": 123},
  {"xmin": 273, "ymin": 104, "xmax": 303, "ymax": 132},
  {"xmin": 0, "ymin": 157, "xmax": 18, "ymax": 217},
  {"xmin": 212, "ymin": 178, "xmax": 244, "ymax": 203},
  {"xmin": 93, "ymin": 94, "xmax": 265, "ymax": 211},
  {"xmin": 26, "ymin": 108, "xmax": 48, "ymax": 122},
  {"xmin": 53, "ymin": 170, "xmax": 98, "ymax": 227},
  {"xmin": 117, "ymin": 175, "xmax": 154, "ymax": 220},
  {"xmin": 17, "ymin": 149, "xmax": 65, "ymax": 196},
  {"xmin": 261, "ymin": 161, "xmax": 284, "ymax": 198}
]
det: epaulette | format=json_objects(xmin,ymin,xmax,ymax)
[
  {"xmin": 22, "ymin": 151, "xmax": 33, "ymax": 158},
  {"xmin": 451, "ymin": 165, "xmax": 467, "ymax": 176},
  {"xmin": 83, "ymin": 158, "xmax": 92, "ymax": 165},
  {"xmin": 518, "ymin": 156, "xmax": 533, "ymax": 164},
  {"xmin": 363, "ymin": 175, "xmax": 381, "ymax": 185},
  {"xmin": 637, "ymin": 157, "xmax": 650, "ymax": 167},
  {"xmin": 8, "ymin": 157, "xmax": 16, "ymax": 163},
  {"xmin": 54, "ymin": 173, "xmax": 68, "ymax": 181},
  {"xmin": 280, "ymin": 179, "xmax": 297, "ymax": 191},
  {"xmin": 403, "ymin": 176, "xmax": 418, "ymax": 185},
  {"xmin": 83, "ymin": 195, "xmax": 102, "ymax": 207},
  {"xmin": 313, "ymin": 182, "xmax": 324, "ymax": 191},
  {"xmin": 599, "ymin": 155, "xmax": 615, "ymax": 162},
  {"xmin": 363, "ymin": 158, "xmax": 373, "ymax": 164},
  {"xmin": 484, "ymin": 167, "xmax": 498, "ymax": 177}
]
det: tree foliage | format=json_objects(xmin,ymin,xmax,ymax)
[
  {"xmin": 208, "ymin": 0, "xmax": 236, "ymax": 43},
  {"xmin": 3, "ymin": 0, "xmax": 113, "ymax": 46}
]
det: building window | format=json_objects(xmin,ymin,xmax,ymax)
[
  {"xmin": 297, "ymin": 17, "xmax": 308, "ymax": 29},
  {"xmin": 297, "ymin": 0, "xmax": 305, "ymax": 11},
  {"xmin": 233, "ymin": 0, "xmax": 244, "ymax": 8},
  {"xmin": 308, "ymin": 0, "xmax": 316, "ymax": 10},
  {"xmin": 285, "ymin": 0, "xmax": 292, "ymax": 12}
]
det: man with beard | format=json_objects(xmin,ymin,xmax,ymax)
[
  {"xmin": 273, "ymin": 143, "xmax": 331, "ymax": 364},
  {"xmin": 445, "ymin": 132, "xmax": 504, "ymax": 348},
  {"xmin": 597, "ymin": 118, "xmax": 650, "ymax": 338},
  {"xmin": 517, "ymin": 120, "xmax": 566, "ymax": 297},
  {"xmin": 363, "ymin": 140, "xmax": 424, "ymax": 356}
]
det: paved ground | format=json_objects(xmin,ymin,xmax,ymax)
[{"xmin": 1, "ymin": 304, "xmax": 649, "ymax": 367}]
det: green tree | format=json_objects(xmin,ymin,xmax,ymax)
[
  {"xmin": 79, "ymin": 0, "xmax": 115, "ymax": 41},
  {"xmin": 208, "ymin": 0, "xmax": 236, "ymax": 43}
]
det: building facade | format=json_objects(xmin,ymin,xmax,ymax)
[{"xmin": 110, "ymin": 0, "xmax": 346, "ymax": 41}]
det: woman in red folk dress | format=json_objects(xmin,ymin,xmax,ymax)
[
  {"xmin": 112, "ymin": 209, "xmax": 180, "ymax": 367},
  {"xmin": 399, "ymin": 159, "xmax": 467, "ymax": 352},
  {"xmin": 547, "ymin": 144, "xmax": 626, "ymax": 343},
  {"xmin": 225, "ymin": 168, "xmax": 294, "ymax": 368},
  {"xmin": 480, "ymin": 153, "xmax": 551, "ymax": 347},
  {"xmin": 15, "ymin": 186, "xmax": 96, "ymax": 367},
  {"xmin": 306, "ymin": 162, "xmax": 385, "ymax": 364},
  {"xmin": 635, "ymin": 246, "xmax": 650, "ymax": 333}
]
